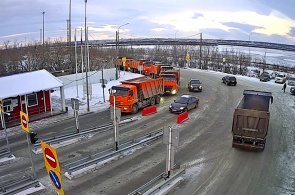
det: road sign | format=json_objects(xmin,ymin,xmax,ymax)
[
  {"xmin": 0, "ymin": 99, "xmax": 3, "ymax": 113},
  {"xmin": 41, "ymin": 141, "xmax": 64, "ymax": 195},
  {"xmin": 186, "ymin": 55, "xmax": 190, "ymax": 61},
  {"xmin": 41, "ymin": 141, "xmax": 61, "ymax": 172},
  {"xmin": 71, "ymin": 98, "xmax": 79, "ymax": 110},
  {"xmin": 45, "ymin": 147, "xmax": 57, "ymax": 168},
  {"xmin": 49, "ymin": 170, "xmax": 62, "ymax": 190},
  {"xmin": 138, "ymin": 65, "xmax": 143, "ymax": 71},
  {"xmin": 20, "ymin": 111, "xmax": 29, "ymax": 132},
  {"xmin": 122, "ymin": 57, "xmax": 126, "ymax": 62}
]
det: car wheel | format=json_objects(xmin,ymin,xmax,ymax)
[
  {"xmin": 155, "ymin": 95, "xmax": 161, "ymax": 104},
  {"xmin": 150, "ymin": 97, "xmax": 155, "ymax": 106},
  {"xmin": 131, "ymin": 104, "xmax": 138, "ymax": 114}
]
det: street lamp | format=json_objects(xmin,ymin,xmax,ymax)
[
  {"xmin": 84, "ymin": 0, "xmax": 90, "ymax": 112},
  {"xmin": 249, "ymin": 32, "xmax": 253, "ymax": 66},
  {"xmin": 42, "ymin": 11, "xmax": 45, "ymax": 46},
  {"xmin": 174, "ymin": 30, "xmax": 178, "ymax": 62},
  {"xmin": 116, "ymin": 22, "xmax": 129, "ymax": 79}
]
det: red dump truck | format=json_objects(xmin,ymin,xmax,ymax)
[
  {"xmin": 109, "ymin": 76, "xmax": 164, "ymax": 114},
  {"xmin": 232, "ymin": 90, "xmax": 273, "ymax": 151},
  {"xmin": 159, "ymin": 70, "xmax": 180, "ymax": 95}
]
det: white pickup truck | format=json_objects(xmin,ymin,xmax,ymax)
[{"xmin": 275, "ymin": 73, "xmax": 286, "ymax": 83}]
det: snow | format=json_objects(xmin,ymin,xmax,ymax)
[
  {"xmin": 0, "ymin": 69, "xmax": 63, "ymax": 99},
  {"xmin": 51, "ymin": 71, "xmax": 145, "ymax": 115}
]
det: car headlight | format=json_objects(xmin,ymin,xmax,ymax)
[
  {"xmin": 190, "ymin": 85, "xmax": 193, "ymax": 88},
  {"xmin": 169, "ymin": 105, "xmax": 172, "ymax": 108},
  {"xmin": 172, "ymin": 89, "xmax": 177, "ymax": 94},
  {"xmin": 199, "ymin": 86, "xmax": 202, "ymax": 88},
  {"xmin": 180, "ymin": 107, "xmax": 184, "ymax": 110}
]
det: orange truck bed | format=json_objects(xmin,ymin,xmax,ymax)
[{"xmin": 110, "ymin": 76, "xmax": 164, "ymax": 114}]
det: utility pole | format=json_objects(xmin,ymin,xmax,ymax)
[
  {"xmin": 42, "ymin": 11, "xmax": 45, "ymax": 46},
  {"xmin": 84, "ymin": 0, "xmax": 90, "ymax": 112},
  {"xmin": 116, "ymin": 23, "xmax": 129, "ymax": 80},
  {"xmin": 175, "ymin": 30, "xmax": 178, "ymax": 65},
  {"xmin": 249, "ymin": 32, "xmax": 253, "ymax": 67},
  {"xmin": 40, "ymin": 29, "xmax": 42, "ymax": 44},
  {"xmin": 199, "ymin": 33, "xmax": 202, "ymax": 69},
  {"xmin": 68, "ymin": 0, "xmax": 72, "ymax": 45}
]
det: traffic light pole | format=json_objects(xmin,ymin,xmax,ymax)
[{"xmin": 26, "ymin": 133, "xmax": 37, "ymax": 179}]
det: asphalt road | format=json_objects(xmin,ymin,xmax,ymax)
[{"xmin": 1, "ymin": 69, "xmax": 294, "ymax": 195}]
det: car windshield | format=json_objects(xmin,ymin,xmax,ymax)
[
  {"xmin": 289, "ymin": 77, "xmax": 295, "ymax": 81},
  {"xmin": 175, "ymin": 97, "xmax": 189, "ymax": 104},
  {"xmin": 111, "ymin": 87, "xmax": 129, "ymax": 96},
  {"xmin": 277, "ymin": 75, "xmax": 284, "ymax": 78},
  {"xmin": 191, "ymin": 80, "xmax": 201, "ymax": 84},
  {"xmin": 161, "ymin": 67, "xmax": 174, "ymax": 71},
  {"xmin": 229, "ymin": 77, "xmax": 236, "ymax": 81},
  {"xmin": 162, "ymin": 75, "xmax": 176, "ymax": 81}
]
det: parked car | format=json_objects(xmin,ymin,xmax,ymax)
[
  {"xmin": 260, "ymin": 74, "xmax": 271, "ymax": 82},
  {"xmin": 169, "ymin": 94, "xmax": 199, "ymax": 113},
  {"xmin": 275, "ymin": 73, "xmax": 286, "ymax": 83},
  {"xmin": 188, "ymin": 79, "xmax": 202, "ymax": 92},
  {"xmin": 290, "ymin": 87, "xmax": 295, "ymax": 95},
  {"xmin": 288, "ymin": 76, "xmax": 295, "ymax": 86},
  {"xmin": 222, "ymin": 76, "xmax": 237, "ymax": 86}
]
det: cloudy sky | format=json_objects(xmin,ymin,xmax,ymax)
[{"xmin": 1, "ymin": 0, "xmax": 295, "ymax": 45}]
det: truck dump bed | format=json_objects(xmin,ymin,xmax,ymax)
[
  {"xmin": 232, "ymin": 90, "xmax": 273, "ymax": 150},
  {"xmin": 121, "ymin": 76, "xmax": 164, "ymax": 99}
]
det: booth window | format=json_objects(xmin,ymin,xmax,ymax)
[
  {"xmin": 27, "ymin": 93, "xmax": 38, "ymax": 107},
  {"xmin": 3, "ymin": 99, "xmax": 13, "ymax": 112}
]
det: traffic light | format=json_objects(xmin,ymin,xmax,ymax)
[{"xmin": 29, "ymin": 132, "xmax": 38, "ymax": 144}]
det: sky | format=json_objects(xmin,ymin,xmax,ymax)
[{"xmin": 1, "ymin": 0, "xmax": 295, "ymax": 45}]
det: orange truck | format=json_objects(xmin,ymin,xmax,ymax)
[
  {"xmin": 150, "ymin": 64, "xmax": 175, "ymax": 78},
  {"xmin": 159, "ymin": 69, "xmax": 180, "ymax": 94},
  {"xmin": 114, "ymin": 58, "xmax": 133, "ymax": 70},
  {"xmin": 109, "ymin": 76, "xmax": 164, "ymax": 114},
  {"xmin": 129, "ymin": 60, "xmax": 151, "ymax": 75}
]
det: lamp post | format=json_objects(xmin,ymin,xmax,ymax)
[
  {"xmin": 84, "ymin": 0, "xmax": 90, "ymax": 112},
  {"xmin": 249, "ymin": 32, "xmax": 253, "ymax": 66},
  {"xmin": 42, "ymin": 12, "xmax": 45, "ymax": 46},
  {"xmin": 174, "ymin": 30, "xmax": 178, "ymax": 62},
  {"xmin": 116, "ymin": 23, "xmax": 129, "ymax": 79}
]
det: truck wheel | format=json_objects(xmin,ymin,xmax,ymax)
[
  {"xmin": 150, "ymin": 97, "xmax": 156, "ymax": 106},
  {"xmin": 131, "ymin": 104, "xmax": 138, "ymax": 114},
  {"xmin": 155, "ymin": 95, "xmax": 161, "ymax": 104}
]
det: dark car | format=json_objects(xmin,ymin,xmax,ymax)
[
  {"xmin": 290, "ymin": 87, "xmax": 295, "ymax": 95},
  {"xmin": 188, "ymin": 79, "xmax": 202, "ymax": 92},
  {"xmin": 169, "ymin": 94, "xmax": 199, "ymax": 113},
  {"xmin": 260, "ymin": 73, "xmax": 271, "ymax": 82},
  {"xmin": 222, "ymin": 76, "xmax": 237, "ymax": 86}
]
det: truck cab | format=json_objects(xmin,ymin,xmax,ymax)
[{"xmin": 109, "ymin": 85, "xmax": 137, "ymax": 113}]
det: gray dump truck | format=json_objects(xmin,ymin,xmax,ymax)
[{"xmin": 232, "ymin": 90, "xmax": 273, "ymax": 151}]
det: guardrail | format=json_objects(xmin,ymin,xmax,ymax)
[
  {"xmin": 128, "ymin": 169, "xmax": 185, "ymax": 195},
  {"xmin": 63, "ymin": 129, "xmax": 163, "ymax": 179},
  {"xmin": 0, "ymin": 176, "xmax": 42, "ymax": 195},
  {"xmin": 31, "ymin": 118, "xmax": 139, "ymax": 154}
]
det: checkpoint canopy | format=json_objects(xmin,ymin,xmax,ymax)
[{"xmin": 0, "ymin": 69, "xmax": 66, "ymax": 112}]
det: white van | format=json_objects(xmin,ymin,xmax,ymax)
[
  {"xmin": 275, "ymin": 73, "xmax": 286, "ymax": 83},
  {"xmin": 288, "ymin": 76, "xmax": 295, "ymax": 86}
]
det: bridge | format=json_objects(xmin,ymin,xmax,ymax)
[{"xmin": 87, "ymin": 38, "xmax": 295, "ymax": 52}]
